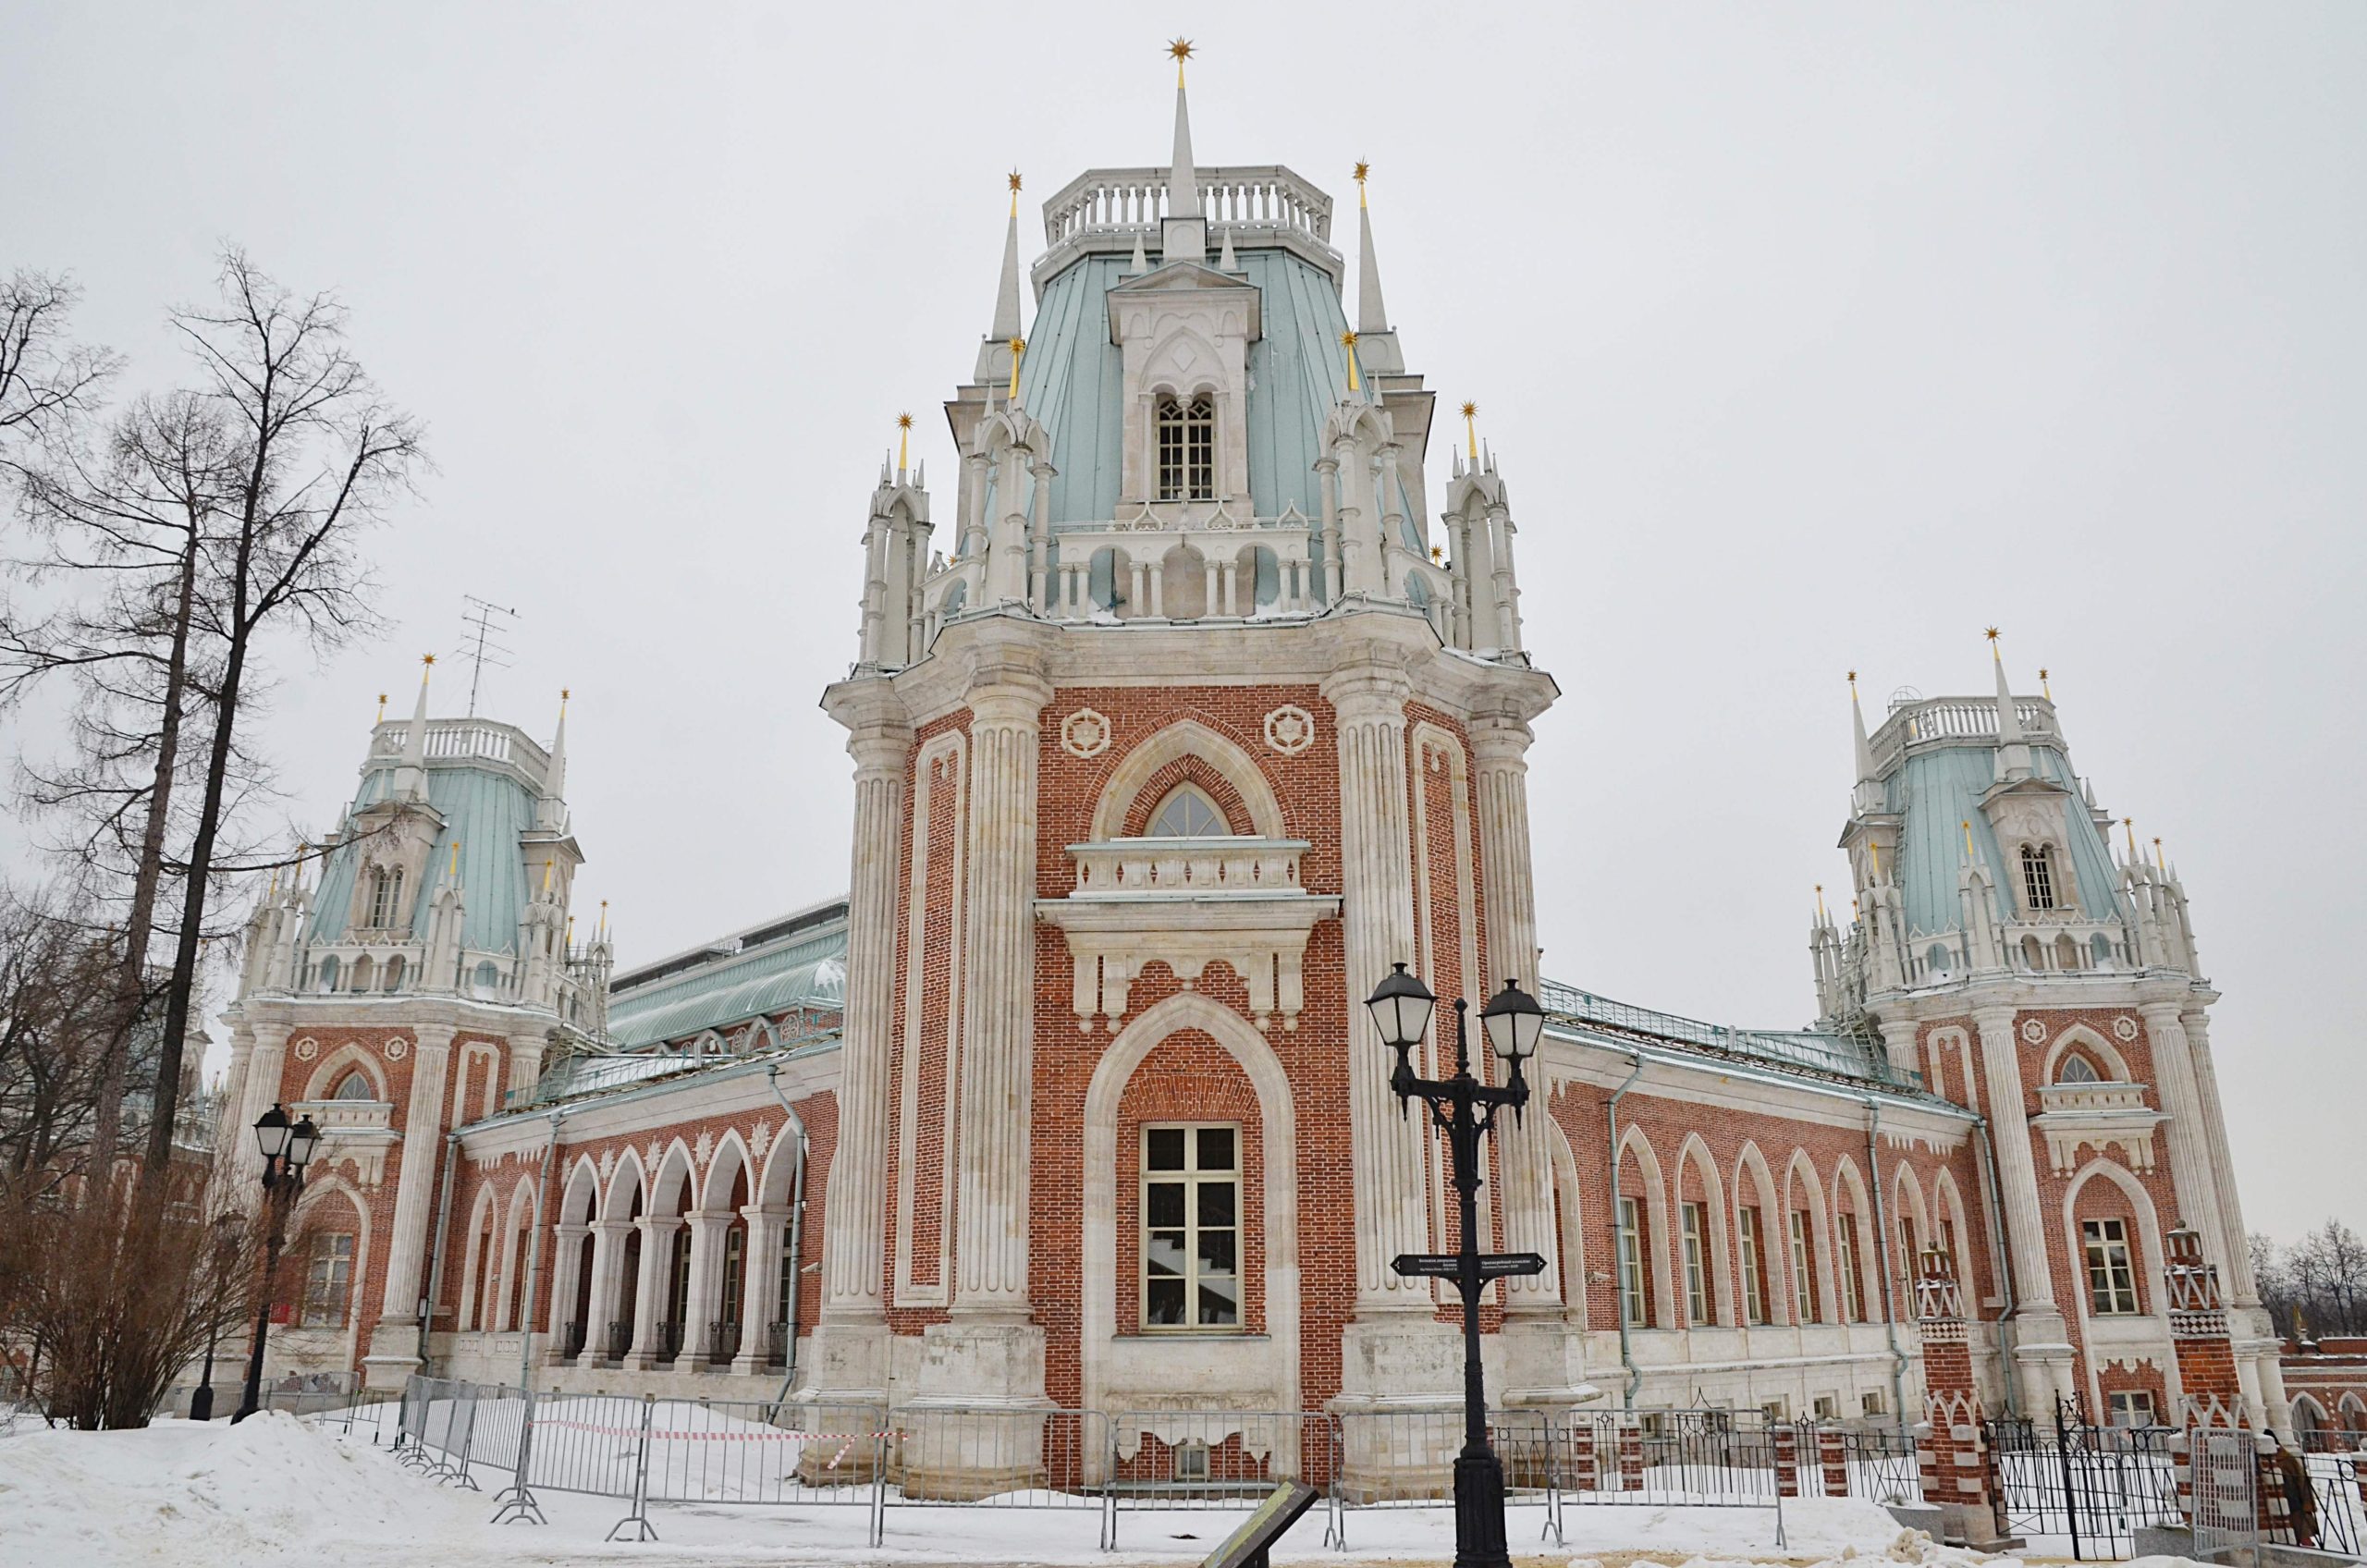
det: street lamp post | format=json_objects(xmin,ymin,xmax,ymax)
[
  {"xmin": 231, "ymin": 1103, "xmax": 320, "ymax": 1424},
  {"xmin": 188, "ymin": 1211, "xmax": 243, "ymax": 1422},
  {"xmin": 1364, "ymin": 964, "xmax": 1548, "ymax": 1568}
]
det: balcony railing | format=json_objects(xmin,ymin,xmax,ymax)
[
  {"xmin": 1539, "ymin": 979, "xmax": 1917, "ymax": 1091},
  {"xmin": 606, "ymin": 1318, "xmax": 632, "ymax": 1362},
  {"xmin": 1866, "ymin": 694, "xmax": 2058, "ymax": 776},
  {"xmin": 1040, "ymin": 164, "xmax": 1332, "ymax": 248},
  {"xmin": 707, "ymin": 1320, "xmax": 741, "ymax": 1366},
  {"xmin": 765, "ymin": 1319, "xmax": 789, "ymax": 1368},
  {"xmin": 562, "ymin": 1318, "xmax": 587, "ymax": 1358},
  {"xmin": 1067, "ymin": 837, "xmax": 1309, "ymax": 898}
]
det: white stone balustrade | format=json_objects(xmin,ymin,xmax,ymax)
[{"xmin": 1066, "ymin": 836, "xmax": 1307, "ymax": 897}]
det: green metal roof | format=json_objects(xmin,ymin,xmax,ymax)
[
  {"xmin": 1018, "ymin": 247, "xmax": 1353, "ymax": 526},
  {"xmin": 604, "ymin": 910, "xmax": 847, "ymax": 1051},
  {"xmin": 1885, "ymin": 743, "xmax": 2123, "ymax": 937},
  {"xmin": 312, "ymin": 764, "xmax": 537, "ymax": 953}
]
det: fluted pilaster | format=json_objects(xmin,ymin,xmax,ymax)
[
  {"xmin": 818, "ymin": 713, "xmax": 911, "ymax": 1324},
  {"xmin": 2139, "ymin": 1002, "xmax": 2234, "ymax": 1287},
  {"xmin": 1324, "ymin": 664, "xmax": 1431, "ymax": 1312},
  {"xmin": 1472, "ymin": 717, "xmax": 1557, "ymax": 1311},
  {"xmin": 2177, "ymin": 1008, "xmax": 2258, "ymax": 1305},
  {"xmin": 953, "ymin": 661, "xmax": 1049, "ymax": 1315},
  {"xmin": 377, "ymin": 1023, "xmax": 456, "ymax": 1320}
]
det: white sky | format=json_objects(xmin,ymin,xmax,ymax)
[{"xmin": 5, "ymin": 3, "xmax": 2361, "ymax": 1242}]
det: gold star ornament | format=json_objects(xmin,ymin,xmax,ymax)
[
  {"xmin": 1168, "ymin": 38, "xmax": 1195, "ymax": 63},
  {"xmin": 1354, "ymin": 161, "xmax": 1370, "ymax": 185}
]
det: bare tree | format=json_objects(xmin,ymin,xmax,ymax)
[
  {"xmin": 0, "ymin": 883, "xmax": 121, "ymax": 1191},
  {"xmin": 2254, "ymin": 1221, "xmax": 2367, "ymax": 1339},
  {"xmin": 0, "ymin": 271, "xmax": 118, "ymax": 456},
  {"xmin": 137, "ymin": 251, "xmax": 424, "ymax": 1193}
]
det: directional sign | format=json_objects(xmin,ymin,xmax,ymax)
[
  {"xmin": 1201, "ymin": 1480, "xmax": 1321, "ymax": 1568},
  {"xmin": 1392, "ymin": 1252, "xmax": 1547, "ymax": 1281}
]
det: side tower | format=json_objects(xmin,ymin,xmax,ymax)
[
  {"xmin": 1813, "ymin": 643, "xmax": 2284, "ymax": 1427},
  {"xmin": 218, "ymin": 667, "xmax": 608, "ymax": 1389},
  {"xmin": 809, "ymin": 57, "xmax": 1568, "ymax": 1445}
]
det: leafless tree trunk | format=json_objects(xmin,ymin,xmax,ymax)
[{"xmin": 138, "ymin": 251, "xmax": 423, "ymax": 1196}]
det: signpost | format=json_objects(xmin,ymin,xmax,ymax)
[
  {"xmin": 1394, "ymin": 1252, "xmax": 1547, "ymax": 1283},
  {"xmin": 1201, "ymin": 1481, "xmax": 1323, "ymax": 1568}
]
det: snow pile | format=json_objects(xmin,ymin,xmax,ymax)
[
  {"xmin": 1580, "ymin": 1510, "xmax": 2038, "ymax": 1568},
  {"xmin": 0, "ymin": 1413, "xmax": 483, "ymax": 1566}
]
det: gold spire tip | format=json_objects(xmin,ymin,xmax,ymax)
[
  {"xmin": 1354, "ymin": 160, "xmax": 1369, "ymax": 184},
  {"xmin": 896, "ymin": 411, "xmax": 914, "ymax": 430},
  {"xmin": 1846, "ymin": 669, "xmax": 1858, "ymax": 685},
  {"xmin": 1168, "ymin": 37, "xmax": 1194, "ymax": 62},
  {"xmin": 422, "ymin": 652, "xmax": 435, "ymax": 667},
  {"xmin": 1340, "ymin": 329, "xmax": 1358, "ymax": 348},
  {"xmin": 1459, "ymin": 400, "xmax": 1477, "ymax": 419},
  {"xmin": 1983, "ymin": 626, "xmax": 2000, "ymax": 645},
  {"xmin": 1007, "ymin": 169, "xmax": 1023, "ymax": 193}
]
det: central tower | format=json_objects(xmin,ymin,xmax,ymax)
[{"xmin": 811, "ymin": 52, "xmax": 1569, "ymax": 1453}]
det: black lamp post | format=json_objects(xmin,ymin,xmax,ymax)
[
  {"xmin": 1364, "ymin": 964, "xmax": 1548, "ymax": 1568},
  {"xmin": 231, "ymin": 1103, "xmax": 320, "ymax": 1423},
  {"xmin": 188, "ymin": 1211, "xmax": 243, "ymax": 1421}
]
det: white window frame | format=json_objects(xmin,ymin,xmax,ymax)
[
  {"xmin": 2021, "ymin": 843, "xmax": 2057, "ymax": 912},
  {"xmin": 1737, "ymin": 1207, "xmax": 1768, "ymax": 1326},
  {"xmin": 2107, "ymin": 1389, "xmax": 2157, "ymax": 1427},
  {"xmin": 301, "ymin": 1231, "xmax": 355, "ymax": 1328},
  {"xmin": 2083, "ymin": 1217, "xmax": 2141, "ymax": 1316},
  {"xmin": 1155, "ymin": 393, "xmax": 1216, "ymax": 502},
  {"xmin": 1837, "ymin": 1213, "xmax": 1865, "ymax": 1321},
  {"xmin": 1617, "ymin": 1195, "xmax": 1650, "ymax": 1328},
  {"xmin": 1141, "ymin": 1123, "xmax": 1243, "ymax": 1333},
  {"xmin": 1147, "ymin": 783, "xmax": 1228, "ymax": 839},
  {"xmin": 1788, "ymin": 1209, "xmax": 1817, "ymax": 1325},
  {"xmin": 1680, "ymin": 1201, "xmax": 1711, "ymax": 1326}
]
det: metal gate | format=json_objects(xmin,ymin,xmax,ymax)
[
  {"xmin": 2190, "ymin": 1427, "xmax": 2257, "ymax": 1562},
  {"xmin": 1984, "ymin": 1397, "xmax": 2182, "ymax": 1559}
]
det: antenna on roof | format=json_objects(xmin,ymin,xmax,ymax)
[{"xmin": 453, "ymin": 596, "xmax": 520, "ymax": 717}]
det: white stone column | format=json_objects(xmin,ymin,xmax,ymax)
[
  {"xmin": 732, "ymin": 1205, "xmax": 786, "ymax": 1376},
  {"xmin": 1324, "ymin": 665, "xmax": 1432, "ymax": 1313},
  {"xmin": 583, "ymin": 1218, "xmax": 631, "ymax": 1364},
  {"xmin": 546, "ymin": 1222, "xmax": 589, "ymax": 1364},
  {"xmin": 1973, "ymin": 1005, "xmax": 2072, "ymax": 1412},
  {"xmin": 227, "ymin": 1020, "xmax": 288, "ymax": 1187},
  {"xmin": 1315, "ymin": 457, "xmax": 1341, "ymax": 604},
  {"xmin": 623, "ymin": 1215, "xmax": 681, "ymax": 1368},
  {"xmin": 375, "ymin": 1023, "xmax": 455, "ymax": 1324},
  {"xmin": 2177, "ymin": 1009, "xmax": 2259, "ymax": 1305},
  {"xmin": 505, "ymin": 1029, "xmax": 549, "ymax": 1104},
  {"xmin": 680, "ymin": 1210, "xmax": 730, "ymax": 1366},
  {"xmin": 2139, "ymin": 1002, "xmax": 2233, "ymax": 1278},
  {"xmin": 809, "ymin": 693, "xmax": 908, "ymax": 1398},
  {"xmin": 952, "ymin": 662, "xmax": 1049, "ymax": 1318},
  {"xmin": 1471, "ymin": 717, "xmax": 1558, "ymax": 1314}
]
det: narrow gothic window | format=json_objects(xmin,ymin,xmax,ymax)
[
  {"xmin": 1737, "ymin": 1207, "xmax": 1769, "ymax": 1325},
  {"xmin": 1680, "ymin": 1201, "xmax": 1711, "ymax": 1324},
  {"xmin": 2021, "ymin": 844, "xmax": 2056, "ymax": 912},
  {"xmin": 1142, "ymin": 1124, "xmax": 1240, "ymax": 1330},
  {"xmin": 1836, "ymin": 1213, "xmax": 1866, "ymax": 1321},
  {"xmin": 2058, "ymin": 1052, "xmax": 2101, "ymax": 1084},
  {"xmin": 1788, "ymin": 1209, "xmax": 1818, "ymax": 1324},
  {"xmin": 1617, "ymin": 1195, "xmax": 1651, "ymax": 1327},
  {"xmin": 2083, "ymin": 1218, "xmax": 2140, "ymax": 1315},
  {"xmin": 1147, "ymin": 783, "xmax": 1227, "ymax": 838},
  {"xmin": 369, "ymin": 865, "xmax": 404, "ymax": 928},
  {"xmin": 332, "ymin": 1069, "xmax": 374, "ymax": 1100},
  {"xmin": 1155, "ymin": 394, "xmax": 1215, "ymax": 501}
]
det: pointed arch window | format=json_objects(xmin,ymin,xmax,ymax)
[
  {"xmin": 1156, "ymin": 394, "xmax": 1215, "ymax": 501},
  {"xmin": 368, "ymin": 864, "xmax": 405, "ymax": 928},
  {"xmin": 332, "ymin": 1069, "xmax": 375, "ymax": 1100},
  {"xmin": 2056, "ymin": 1052, "xmax": 2101, "ymax": 1085},
  {"xmin": 1147, "ymin": 783, "xmax": 1228, "ymax": 839},
  {"xmin": 2020, "ymin": 844, "xmax": 2057, "ymax": 912}
]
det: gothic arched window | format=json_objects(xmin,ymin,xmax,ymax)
[
  {"xmin": 1148, "ymin": 783, "xmax": 1228, "ymax": 838},
  {"xmin": 2057, "ymin": 1053, "xmax": 2101, "ymax": 1085},
  {"xmin": 1155, "ymin": 394, "xmax": 1215, "ymax": 502},
  {"xmin": 332, "ymin": 1069, "xmax": 375, "ymax": 1100},
  {"xmin": 2020, "ymin": 844, "xmax": 2057, "ymax": 912},
  {"xmin": 368, "ymin": 864, "xmax": 404, "ymax": 929}
]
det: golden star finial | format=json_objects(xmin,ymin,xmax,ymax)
[
  {"xmin": 896, "ymin": 411, "xmax": 914, "ymax": 430},
  {"xmin": 560, "ymin": 687, "xmax": 570, "ymax": 702},
  {"xmin": 1354, "ymin": 161, "xmax": 1370, "ymax": 185},
  {"xmin": 1430, "ymin": 545, "xmax": 1442, "ymax": 562},
  {"xmin": 1168, "ymin": 38, "xmax": 1195, "ymax": 64},
  {"xmin": 1846, "ymin": 670, "xmax": 1858, "ymax": 685},
  {"xmin": 422, "ymin": 652, "xmax": 435, "ymax": 667},
  {"xmin": 1340, "ymin": 330, "xmax": 1358, "ymax": 348},
  {"xmin": 1983, "ymin": 626, "xmax": 2001, "ymax": 643},
  {"xmin": 1007, "ymin": 170, "xmax": 1023, "ymax": 194}
]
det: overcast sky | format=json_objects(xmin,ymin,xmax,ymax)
[{"xmin": 5, "ymin": 4, "xmax": 2361, "ymax": 1241}]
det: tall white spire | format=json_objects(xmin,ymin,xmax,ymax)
[
  {"xmin": 990, "ymin": 172, "xmax": 1024, "ymax": 341},
  {"xmin": 394, "ymin": 655, "xmax": 434, "ymax": 802},
  {"xmin": 1988, "ymin": 628, "xmax": 2034, "ymax": 781},
  {"xmin": 1355, "ymin": 164, "xmax": 1390, "ymax": 335},
  {"xmin": 1159, "ymin": 40, "xmax": 1207, "ymax": 263},
  {"xmin": 1848, "ymin": 671, "xmax": 1883, "ymax": 816},
  {"xmin": 536, "ymin": 689, "xmax": 570, "ymax": 831}
]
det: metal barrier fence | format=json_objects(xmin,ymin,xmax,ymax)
[
  {"xmin": 363, "ymin": 1382, "xmax": 1883, "ymax": 1550},
  {"xmin": 2190, "ymin": 1427, "xmax": 2258, "ymax": 1562},
  {"xmin": 1110, "ymin": 1409, "xmax": 1343, "ymax": 1547}
]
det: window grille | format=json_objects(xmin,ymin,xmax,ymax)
[
  {"xmin": 2021, "ymin": 844, "xmax": 2057, "ymax": 911},
  {"xmin": 1143, "ymin": 1124, "xmax": 1241, "ymax": 1330},
  {"xmin": 1681, "ymin": 1201, "xmax": 1711, "ymax": 1324},
  {"xmin": 1147, "ymin": 784, "xmax": 1228, "ymax": 838},
  {"xmin": 2083, "ymin": 1218, "xmax": 2140, "ymax": 1314},
  {"xmin": 1156, "ymin": 394, "xmax": 1215, "ymax": 501},
  {"xmin": 368, "ymin": 865, "xmax": 404, "ymax": 928},
  {"xmin": 2058, "ymin": 1053, "xmax": 2101, "ymax": 1084},
  {"xmin": 1618, "ymin": 1195, "xmax": 1650, "ymax": 1327},
  {"xmin": 332, "ymin": 1070, "xmax": 374, "ymax": 1101}
]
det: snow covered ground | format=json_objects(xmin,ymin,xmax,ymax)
[{"xmin": 0, "ymin": 1409, "xmax": 2175, "ymax": 1567}]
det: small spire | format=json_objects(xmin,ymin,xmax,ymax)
[
  {"xmin": 2039, "ymin": 666, "xmax": 2052, "ymax": 701},
  {"xmin": 1355, "ymin": 161, "xmax": 1392, "ymax": 336},
  {"xmin": 598, "ymin": 898, "xmax": 608, "ymax": 941},
  {"xmin": 1007, "ymin": 336, "xmax": 1025, "ymax": 400},
  {"xmin": 374, "ymin": 692, "xmax": 386, "ymax": 725},
  {"xmin": 448, "ymin": 838, "xmax": 462, "ymax": 882},
  {"xmin": 1129, "ymin": 230, "xmax": 1148, "ymax": 273},
  {"xmin": 1341, "ymin": 330, "xmax": 1361, "ymax": 394},
  {"xmin": 1849, "ymin": 670, "xmax": 1877, "ymax": 784},
  {"xmin": 896, "ymin": 411, "xmax": 914, "ymax": 478},
  {"xmin": 1460, "ymin": 401, "xmax": 1478, "ymax": 460},
  {"xmin": 1961, "ymin": 819, "xmax": 1977, "ymax": 861},
  {"xmin": 1166, "ymin": 40, "xmax": 1200, "ymax": 219},
  {"xmin": 1218, "ymin": 226, "xmax": 1236, "ymax": 270},
  {"xmin": 397, "ymin": 655, "xmax": 435, "ymax": 801},
  {"xmin": 989, "ymin": 174, "xmax": 1024, "ymax": 344},
  {"xmin": 1814, "ymin": 883, "xmax": 1828, "ymax": 921},
  {"xmin": 2152, "ymin": 835, "xmax": 2165, "ymax": 870},
  {"xmin": 543, "ymin": 688, "xmax": 569, "ymax": 806},
  {"xmin": 541, "ymin": 857, "xmax": 555, "ymax": 895},
  {"xmin": 1988, "ymin": 627, "xmax": 2027, "ymax": 744}
]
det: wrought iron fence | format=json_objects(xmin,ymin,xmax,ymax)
[
  {"xmin": 1985, "ymin": 1408, "xmax": 2182, "ymax": 1559},
  {"xmin": 1332, "ymin": 1407, "xmax": 1570, "ymax": 1547},
  {"xmin": 2282, "ymin": 1449, "xmax": 2365, "ymax": 1557},
  {"xmin": 706, "ymin": 1321, "xmax": 741, "ymax": 1366}
]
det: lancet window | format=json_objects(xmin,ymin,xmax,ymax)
[
  {"xmin": 2020, "ymin": 844, "xmax": 2057, "ymax": 912},
  {"xmin": 367, "ymin": 865, "xmax": 405, "ymax": 928},
  {"xmin": 1147, "ymin": 783, "xmax": 1227, "ymax": 839},
  {"xmin": 1155, "ymin": 394, "xmax": 1215, "ymax": 501}
]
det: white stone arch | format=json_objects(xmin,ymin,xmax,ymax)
[
  {"xmin": 1080, "ymin": 992, "xmax": 1299, "ymax": 1417},
  {"xmin": 496, "ymin": 1174, "xmax": 540, "ymax": 1332},
  {"xmin": 1892, "ymin": 1161, "xmax": 1932, "ymax": 1266},
  {"xmin": 741, "ymin": 1018, "xmax": 779, "ymax": 1054},
  {"xmin": 288, "ymin": 1172, "xmax": 373, "ymax": 1369},
  {"xmin": 1615, "ymin": 1124, "xmax": 1674, "ymax": 1329},
  {"xmin": 1141, "ymin": 326, "xmax": 1222, "ymax": 403},
  {"xmin": 647, "ymin": 1138, "xmax": 698, "ymax": 1217},
  {"xmin": 1783, "ymin": 1149, "xmax": 1839, "ymax": 1325},
  {"xmin": 2061, "ymin": 1156, "xmax": 2171, "ymax": 1414},
  {"xmin": 2292, "ymin": 1391, "xmax": 2331, "ymax": 1437},
  {"xmin": 2339, "ymin": 1392, "xmax": 2367, "ymax": 1432},
  {"xmin": 1730, "ymin": 1141, "xmax": 1782, "ymax": 1323},
  {"xmin": 602, "ymin": 1147, "xmax": 648, "ymax": 1221},
  {"xmin": 1833, "ymin": 1155, "xmax": 1881, "ymax": 1322},
  {"xmin": 455, "ymin": 1039, "xmax": 501, "ymax": 1122},
  {"xmin": 2041, "ymin": 1023, "xmax": 2132, "ymax": 1085},
  {"xmin": 558, "ymin": 1155, "xmax": 602, "ymax": 1225},
  {"xmin": 690, "ymin": 1028, "xmax": 729, "ymax": 1060},
  {"xmin": 756, "ymin": 1115, "xmax": 806, "ymax": 1207},
  {"xmin": 702, "ymin": 1128, "xmax": 754, "ymax": 1214},
  {"xmin": 459, "ymin": 1179, "xmax": 502, "ymax": 1329},
  {"xmin": 301, "ymin": 1043, "xmax": 387, "ymax": 1104},
  {"xmin": 1088, "ymin": 718, "xmax": 1285, "ymax": 841},
  {"xmin": 1932, "ymin": 1167, "xmax": 1974, "ymax": 1271},
  {"xmin": 1674, "ymin": 1133, "xmax": 1735, "ymax": 1327},
  {"xmin": 1547, "ymin": 1110, "xmax": 1588, "ymax": 1319}
]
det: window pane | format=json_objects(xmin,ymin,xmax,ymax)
[
  {"xmin": 1196, "ymin": 1127, "xmax": 1235, "ymax": 1171},
  {"xmin": 1196, "ymin": 1277, "xmax": 1240, "ymax": 1327},
  {"xmin": 1197, "ymin": 1229, "xmax": 1236, "ymax": 1275},
  {"xmin": 1147, "ymin": 1182, "xmax": 1186, "ymax": 1227},
  {"xmin": 1146, "ymin": 1278, "xmax": 1186, "ymax": 1325},
  {"xmin": 1147, "ymin": 1129, "xmax": 1186, "ymax": 1170},
  {"xmin": 1147, "ymin": 1230, "xmax": 1187, "ymax": 1276},
  {"xmin": 1196, "ymin": 1182, "xmax": 1235, "ymax": 1227}
]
